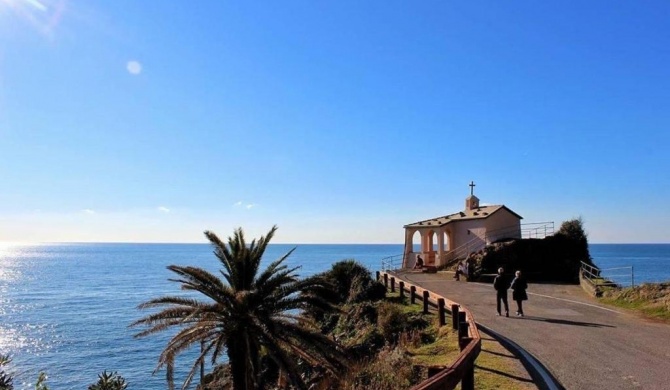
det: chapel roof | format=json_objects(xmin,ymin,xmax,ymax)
[{"xmin": 403, "ymin": 205, "xmax": 523, "ymax": 228}]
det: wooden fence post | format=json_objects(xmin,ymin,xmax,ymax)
[
  {"xmin": 399, "ymin": 281, "xmax": 405, "ymax": 298},
  {"xmin": 459, "ymin": 328, "xmax": 475, "ymax": 390},
  {"xmin": 438, "ymin": 298, "xmax": 446, "ymax": 326},
  {"xmin": 391, "ymin": 277, "xmax": 396, "ymax": 293},
  {"xmin": 458, "ymin": 311, "xmax": 468, "ymax": 341},
  {"xmin": 458, "ymin": 311, "xmax": 466, "ymax": 328},
  {"xmin": 376, "ymin": 271, "xmax": 380, "ymax": 281},
  {"xmin": 422, "ymin": 291, "xmax": 430, "ymax": 314},
  {"xmin": 410, "ymin": 286, "xmax": 417, "ymax": 304},
  {"xmin": 461, "ymin": 362, "xmax": 475, "ymax": 390},
  {"xmin": 383, "ymin": 273, "xmax": 388, "ymax": 288},
  {"xmin": 451, "ymin": 304, "xmax": 460, "ymax": 330}
]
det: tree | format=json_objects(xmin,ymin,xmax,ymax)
[
  {"xmin": 557, "ymin": 217, "xmax": 588, "ymax": 246},
  {"xmin": 88, "ymin": 371, "xmax": 128, "ymax": 390},
  {"xmin": 556, "ymin": 217, "xmax": 592, "ymax": 263},
  {"xmin": 132, "ymin": 226, "xmax": 346, "ymax": 390}
]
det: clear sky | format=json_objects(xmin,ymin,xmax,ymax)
[{"xmin": 1, "ymin": 1, "xmax": 669, "ymax": 244}]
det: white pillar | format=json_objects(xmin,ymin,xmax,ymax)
[
  {"xmin": 437, "ymin": 230, "xmax": 445, "ymax": 266},
  {"xmin": 403, "ymin": 229, "xmax": 414, "ymax": 268}
]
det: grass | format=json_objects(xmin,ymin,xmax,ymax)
[
  {"xmin": 385, "ymin": 291, "xmax": 459, "ymax": 367},
  {"xmin": 386, "ymin": 290, "xmax": 538, "ymax": 389},
  {"xmin": 406, "ymin": 327, "xmax": 459, "ymax": 367},
  {"xmin": 600, "ymin": 282, "xmax": 670, "ymax": 322},
  {"xmin": 474, "ymin": 334, "xmax": 536, "ymax": 389}
]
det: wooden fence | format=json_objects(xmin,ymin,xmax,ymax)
[{"xmin": 377, "ymin": 271, "xmax": 482, "ymax": 390}]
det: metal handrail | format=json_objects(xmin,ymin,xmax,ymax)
[
  {"xmin": 381, "ymin": 253, "xmax": 404, "ymax": 271},
  {"xmin": 485, "ymin": 222, "xmax": 555, "ymax": 242},
  {"xmin": 580, "ymin": 261, "xmax": 635, "ymax": 288},
  {"xmin": 520, "ymin": 221, "xmax": 555, "ymax": 239},
  {"xmin": 440, "ymin": 237, "xmax": 486, "ymax": 267}
]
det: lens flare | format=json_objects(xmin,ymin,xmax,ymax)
[{"xmin": 1, "ymin": 0, "xmax": 66, "ymax": 36}]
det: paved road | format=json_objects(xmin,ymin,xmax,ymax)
[{"xmin": 395, "ymin": 271, "xmax": 670, "ymax": 390}]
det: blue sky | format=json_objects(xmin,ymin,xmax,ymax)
[{"xmin": 1, "ymin": 1, "xmax": 669, "ymax": 243}]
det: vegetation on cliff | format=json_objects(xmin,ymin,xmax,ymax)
[
  {"xmin": 200, "ymin": 259, "xmax": 460, "ymax": 389},
  {"xmin": 601, "ymin": 283, "xmax": 670, "ymax": 321},
  {"xmin": 470, "ymin": 218, "xmax": 593, "ymax": 282}
]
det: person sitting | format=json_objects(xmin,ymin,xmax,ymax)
[
  {"xmin": 413, "ymin": 255, "xmax": 424, "ymax": 270},
  {"xmin": 454, "ymin": 260, "xmax": 468, "ymax": 281}
]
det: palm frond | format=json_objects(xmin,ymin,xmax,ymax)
[{"xmin": 134, "ymin": 225, "xmax": 347, "ymax": 390}]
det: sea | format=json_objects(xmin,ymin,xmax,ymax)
[{"xmin": 0, "ymin": 243, "xmax": 668, "ymax": 389}]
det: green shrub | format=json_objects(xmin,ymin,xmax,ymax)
[
  {"xmin": 0, "ymin": 354, "xmax": 13, "ymax": 390},
  {"xmin": 323, "ymin": 260, "xmax": 385, "ymax": 304},
  {"xmin": 348, "ymin": 273, "xmax": 387, "ymax": 303},
  {"xmin": 349, "ymin": 346, "xmax": 416, "ymax": 390},
  {"xmin": 35, "ymin": 373, "xmax": 49, "ymax": 390},
  {"xmin": 377, "ymin": 302, "xmax": 409, "ymax": 344},
  {"xmin": 88, "ymin": 371, "xmax": 128, "ymax": 390}
]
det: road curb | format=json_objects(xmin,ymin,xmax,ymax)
[{"xmin": 476, "ymin": 322, "xmax": 565, "ymax": 390}]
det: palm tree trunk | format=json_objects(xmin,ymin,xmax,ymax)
[{"xmin": 226, "ymin": 337, "xmax": 256, "ymax": 390}]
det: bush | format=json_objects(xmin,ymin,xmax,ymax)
[
  {"xmin": 348, "ymin": 346, "xmax": 416, "ymax": 390},
  {"xmin": 346, "ymin": 329, "xmax": 386, "ymax": 360},
  {"xmin": 0, "ymin": 354, "xmax": 13, "ymax": 390},
  {"xmin": 377, "ymin": 302, "xmax": 410, "ymax": 344},
  {"xmin": 348, "ymin": 273, "xmax": 387, "ymax": 303},
  {"xmin": 323, "ymin": 260, "xmax": 386, "ymax": 304},
  {"xmin": 305, "ymin": 260, "xmax": 385, "ymax": 333},
  {"xmin": 88, "ymin": 371, "xmax": 128, "ymax": 390},
  {"xmin": 477, "ymin": 218, "xmax": 594, "ymax": 282}
]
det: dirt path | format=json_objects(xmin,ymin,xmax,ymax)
[{"xmin": 396, "ymin": 271, "xmax": 670, "ymax": 390}]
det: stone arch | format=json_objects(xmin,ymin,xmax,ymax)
[
  {"xmin": 411, "ymin": 230, "xmax": 421, "ymax": 253},
  {"xmin": 429, "ymin": 230, "xmax": 439, "ymax": 252}
]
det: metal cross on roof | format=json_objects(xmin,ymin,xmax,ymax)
[{"xmin": 469, "ymin": 181, "xmax": 476, "ymax": 196}]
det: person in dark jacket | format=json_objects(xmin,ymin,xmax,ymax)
[
  {"xmin": 413, "ymin": 255, "xmax": 424, "ymax": 269},
  {"xmin": 493, "ymin": 267, "xmax": 509, "ymax": 317},
  {"xmin": 510, "ymin": 270, "xmax": 528, "ymax": 316}
]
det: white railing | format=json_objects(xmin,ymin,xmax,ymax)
[
  {"xmin": 521, "ymin": 222, "xmax": 555, "ymax": 239},
  {"xmin": 581, "ymin": 261, "xmax": 635, "ymax": 288},
  {"xmin": 381, "ymin": 253, "xmax": 404, "ymax": 271},
  {"xmin": 441, "ymin": 236, "xmax": 486, "ymax": 265}
]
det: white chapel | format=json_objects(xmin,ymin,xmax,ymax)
[{"xmin": 402, "ymin": 182, "xmax": 523, "ymax": 269}]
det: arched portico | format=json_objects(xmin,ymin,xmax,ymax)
[{"xmin": 403, "ymin": 226, "xmax": 453, "ymax": 268}]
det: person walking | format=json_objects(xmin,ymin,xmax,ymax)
[
  {"xmin": 493, "ymin": 267, "xmax": 510, "ymax": 317},
  {"xmin": 511, "ymin": 270, "xmax": 528, "ymax": 317}
]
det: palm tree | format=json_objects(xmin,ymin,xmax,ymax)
[{"xmin": 132, "ymin": 226, "xmax": 346, "ymax": 390}]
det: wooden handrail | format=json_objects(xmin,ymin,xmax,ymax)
[{"xmin": 379, "ymin": 272, "xmax": 481, "ymax": 390}]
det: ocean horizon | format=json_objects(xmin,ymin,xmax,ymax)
[{"xmin": 1, "ymin": 243, "xmax": 668, "ymax": 389}]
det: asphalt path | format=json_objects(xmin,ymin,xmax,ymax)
[{"xmin": 395, "ymin": 271, "xmax": 670, "ymax": 390}]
